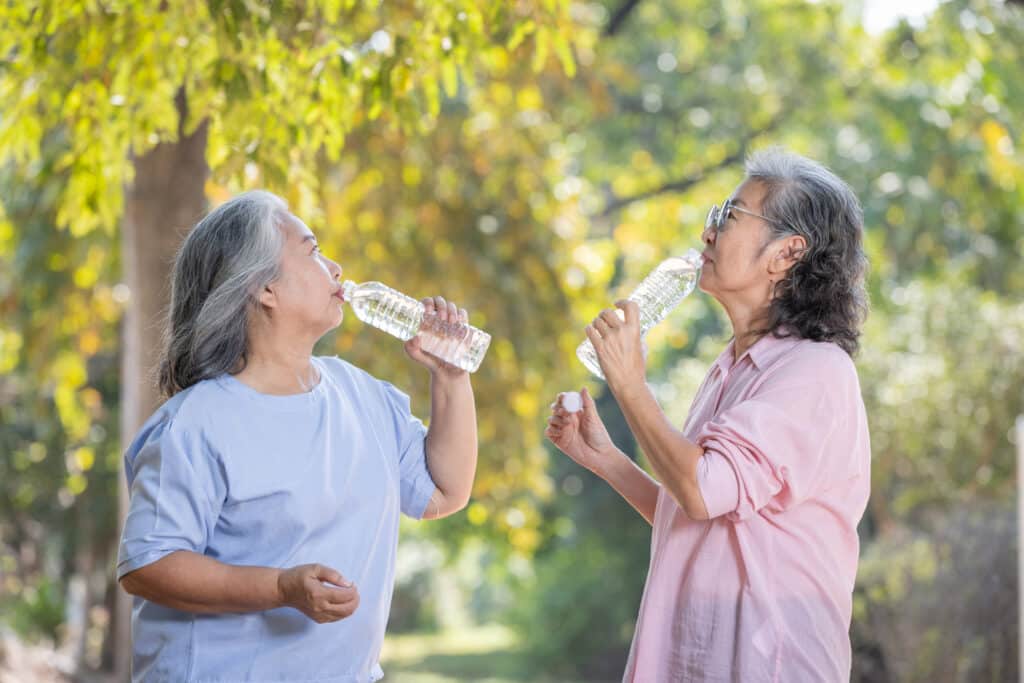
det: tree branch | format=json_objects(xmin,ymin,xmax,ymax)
[
  {"xmin": 596, "ymin": 150, "xmax": 744, "ymax": 218},
  {"xmin": 594, "ymin": 113, "xmax": 784, "ymax": 218},
  {"xmin": 604, "ymin": 0, "xmax": 644, "ymax": 37}
]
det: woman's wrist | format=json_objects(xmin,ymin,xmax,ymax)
[
  {"xmin": 430, "ymin": 369, "xmax": 471, "ymax": 391},
  {"xmin": 274, "ymin": 568, "xmax": 289, "ymax": 609},
  {"xmin": 608, "ymin": 376, "xmax": 651, "ymax": 406},
  {"xmin": 593, "ymin": 445, "xmax": 629, "ymax": 479}
]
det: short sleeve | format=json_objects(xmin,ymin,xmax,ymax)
[
  {"xmin": 695, "ymin": 358, "xmax": 850, "ymax": 522},
  {"xmin": 117, "ymin": 419, "xmax": 226, "ymax": 579},
  {"xmin": 380, "ymin": 381, "xmax": 435, "ymax": 519}
]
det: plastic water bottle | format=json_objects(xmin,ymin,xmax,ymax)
[
  {"xmin": 576, "ymin": 248, "xmax": 702, "ymax": 380},
  {"xmin": 341, "ymin": 280, "xmax": 491, "ymax": 373}
]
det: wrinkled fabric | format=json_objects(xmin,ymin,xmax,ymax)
[
  {"xmin": 117, "ymin": 356, "xmax": 435, "ymax": 683},
  {"xmin": 624, "ymin": 335, "xmax": 871, "ymax": 683}
]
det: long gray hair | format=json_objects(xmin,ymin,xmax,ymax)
[
  {"xmin": 746, "ymin": 148, "xmax": 869, "ymax": 356},
  {"xmin": 158, "ymin": 190, "xmax": 289, "ymax": 397}
]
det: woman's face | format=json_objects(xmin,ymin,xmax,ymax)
[
  {"xmin": 259, "ymin": 215, "xmax": 345, "ymax": 338},
  {"xmin": 698, "ymin": 179, "xmax": 792, "ymax": 310}
]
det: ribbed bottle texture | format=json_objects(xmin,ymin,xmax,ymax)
[
  {"xmin": 341, "ymin": 280, "xmax": 491, "ymax": 373},
  {"xmin": 576, "ymin": 248, "xmax": 702, "ymax": 380}
]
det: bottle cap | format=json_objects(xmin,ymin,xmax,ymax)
[{"xmin": 560, "ymin": 391, "xmax": 582, "ymax": 413}]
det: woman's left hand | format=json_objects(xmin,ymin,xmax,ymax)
[
  {"xmin": 586, "ymin": 300, "xmax": 648, "ymax": 395},
  {"xmin": 404, "ymin": 295, "xmax": 471, "ymax": 380}
]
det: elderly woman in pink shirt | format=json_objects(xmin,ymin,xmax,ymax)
[{"xmin": 546, "ymin": 148, "xmax": 871, "ymax": 683}]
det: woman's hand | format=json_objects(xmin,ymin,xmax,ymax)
[
  {"xmin": 404, "ymin": 295, "xmax": 471, "ymax": 381},
  {"xmin": 544, "ymin": 387, "xmax": 620, "ymax": 476},
  {"xmin": 277, "ymin": 563, "xmax": 359, "ymax": 624},
  {"xmin": 585, "ymin": 300, "xmax": 648, "ymax": 397}
]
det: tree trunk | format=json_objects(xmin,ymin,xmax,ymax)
[{"xmin": 114, "ymin": 89, "xmax": 208, "ymax": 682}]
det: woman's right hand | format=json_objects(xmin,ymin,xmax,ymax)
[
  {"xmin": 544, "ymin": 387, "xmax": 619, "ymax": 476},
  {"xmin": 277, "ymin": 563, "xmax": 359, "ymax": 624}
]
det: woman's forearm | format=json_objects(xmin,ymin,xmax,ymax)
[
  {"xmin": 596, "ymin": 450, "xmax": 662, "ymax": 525},
  {"xmin": 423, "ymin": 373, "xmax": 478, "ymax": 517},
  {"xmin": 613, "ymin": 383, "xmax": 710, "ymax": 520},
  {"xmin": 120, "ymin": 550, "xmax": 282, "ymax": 614}
]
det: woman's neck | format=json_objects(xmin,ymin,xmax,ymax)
[
  {"xmin": 234, "ymin": 328, "xmax": 319, "ymax": 395},
  {"xmin": 724, "ymin": 299, "xmax": 771, "ymax": 362}
]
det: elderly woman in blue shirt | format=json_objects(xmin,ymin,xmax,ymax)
[{"xmin": 117, "ymin": 190, "xmax": 478, "ymax": 682}]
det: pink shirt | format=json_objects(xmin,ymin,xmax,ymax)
[{"xmin": 624, "ymin": 334, "xmax": 871, "ymax": 683}]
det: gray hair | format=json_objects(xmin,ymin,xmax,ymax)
[
  {"xmin": 745, "ymin": 147, "xmax": 869, "ymax": 355},
  {"xmin": 158, "ymin": 190, "xmax": 289, "ymax": 396}
]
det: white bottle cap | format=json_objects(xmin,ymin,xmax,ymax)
[{"xmin": 560, "ymin": 391, "xmax": 582, "ymax": 413}]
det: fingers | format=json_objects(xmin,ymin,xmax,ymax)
[
  {"xmin": 430, "ymin": 296, "xmax": 457, "ymax": 323},
  {"xmin": 598, "ymin": 308, "xmax": 623, "ymax": 328},
  {"xmin": 615, "ymin": 300, "xmax": 640, "ymax": 326},
  {"xmin": 548, "ymin": 393, "xmax": 572, "ymax": 416},
  {"xmin": 581, "ymin": 386, "xmax": 598, "ymax": 413},
  {"xmin": 404, "ymin": 335, "xmax": 425, "ymax": 359},
  {"xmin": 547, "ymin": 393, "xmax": 579, "ymax": 439},
  {"xmin": 547, "ymin": 412, "xmax": 572, "ymax": 428},
  {"xmin": 590, "ymin": 306, "xmax": 630, "ymax": 341},
  {"xmin": 404, "ymin": 336, "xmax": 439, "ymax": 369},
  {"xmin": 312, "ymin": 587, "xmax": 359, "ymax": 621},
  {"xmin": 420, "ymin": 296, "xmax": 468, "ymax": 325},
  {"xmin": 431, "ymin": 296, "xmax": 446, "ymax": 320},
  {"xmin": 300, "ymin": 565, "xmax": 360, "ymax": 623},
  {"xmin": 314, "ymin": 564, "xmax": 352, "ymax": 588},
  {"xmin": 547, "ymin": 406, "xmax": 575, "ymax": 428},
  {"xmin": 322, "ymin": 582, "xmax": 359, "ymax": 606},
  {"xmin": 546, "ymin": 391, "xmax": 585, "ymax": 443}
]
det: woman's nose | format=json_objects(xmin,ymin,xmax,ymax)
[{"xmin": 702, "ymin": 224, "xmax": 716, "ymax": 246}]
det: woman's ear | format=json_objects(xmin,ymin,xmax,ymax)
[
  {"xmin": 257, "ymin": 283, "xmax": 277, "ymax": 310},
  {"xmin": 768, "ymin": 235, "xmax": 807, "ymax": 276}
]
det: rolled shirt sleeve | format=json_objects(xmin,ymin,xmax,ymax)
[
  {"xmin": 117, "ymin": 418, "xmax": 227, "ymax": 579},
  {"xmin": 695, "ymin": 360, "xmax": 846, "ymax": 522},
  {"xmin": 380, "ymin": 381, "xmax": 435, "ymax": 519}
]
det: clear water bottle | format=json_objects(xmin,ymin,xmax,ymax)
[
  {"xmin": 576, "ymin": 248, "xmax": 702, "ymax": 380},
  {"xmin": 341, "ymin": 280, "xmax": 491, "ymax": 373}
]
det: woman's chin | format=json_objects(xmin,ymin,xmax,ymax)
[
  {"xmin": 697, "ymin": 272, "xmax": 713, "ymax": 295},
  {"xmin": 319, "ymin": 309, "xmax": 343, "ymax": 335}
]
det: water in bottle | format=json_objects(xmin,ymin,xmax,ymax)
[
  {"xmin": 576, "ymin": 248, "xmax": 702, "ymax": 380},
  {"xmin": 341, "ymin": 280, "xmax": 491, "ymax": 373}
]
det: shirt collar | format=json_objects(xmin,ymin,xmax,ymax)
[{"xmin": 713, "ymin": 331, "xmax": 803, "ymax": 374}]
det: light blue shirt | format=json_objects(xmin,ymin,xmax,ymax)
[{"xmin": 117, "ymin": 356, "xmax": 436, "ymax": 682}]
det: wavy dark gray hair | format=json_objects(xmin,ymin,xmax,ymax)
[
  {"xmin": 747, "ymin": 148, "xmax": 869, "ymax": 356},
  {"xmin": 158, "ymin": 190, "xmax": 290, "ymax": 397}
]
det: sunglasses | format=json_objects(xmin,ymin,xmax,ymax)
[{"xmin": 705, "ymin": 199, "xmax": 788, "ymax": 233}]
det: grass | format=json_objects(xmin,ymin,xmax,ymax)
[{"xmin": 379, "ymin": 625, "xmax": 600, "ymax": 683}]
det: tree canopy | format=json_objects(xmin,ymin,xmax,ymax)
[{"xmin": 2, "ymin": 0, "xmax": 1022, "ymax": 678}]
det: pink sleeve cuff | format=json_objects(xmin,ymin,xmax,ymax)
[{"xmin": 696, "ymin": 449, "xmax": 741, "ymax": 520}]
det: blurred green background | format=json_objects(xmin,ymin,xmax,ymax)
[{"xmin": 1, "ymin": 0, "xmax": 1022, "ymax": 681}]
